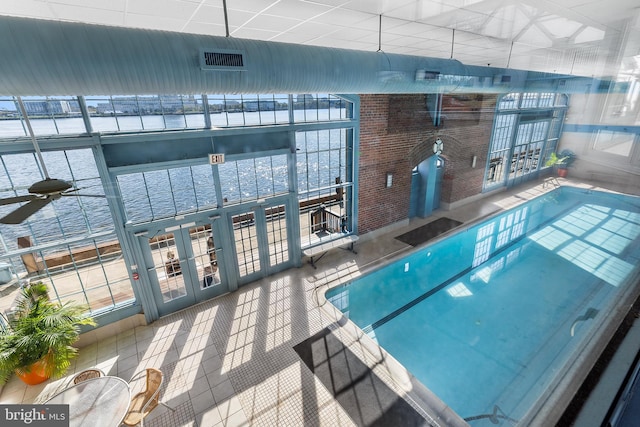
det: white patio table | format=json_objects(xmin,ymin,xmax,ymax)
[{"xmin": 45, "ymin": 376, "xmax": 131, "ymax": 427}]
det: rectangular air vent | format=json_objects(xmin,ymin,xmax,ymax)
[
  {"xmin": 493, "ymin": 74, "xmax": 512, "ymax": 85},
  {"xmin": 415, "ymin": 70, "xmax": 440, "ymax": 81},
  {"xmin": 200, "ymin": 49, "xmax": 246, "ymax": 71}
]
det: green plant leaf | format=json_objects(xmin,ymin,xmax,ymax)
[{"xmin": 0, "ymin": 282, "xmax": 95, "ymax": 384}]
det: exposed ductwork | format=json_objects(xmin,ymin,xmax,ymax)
[{"xmin": 0, "ymin": 16, "xmax": 597, "ymax": 96}]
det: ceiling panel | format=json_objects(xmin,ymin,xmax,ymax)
[
  {"xmin": 0, "ymin": 0, "xmax": 636, "ymax": 79},
  {"xmin": 182, "ymin": 20, "xmax": 227, "ymax": 36},
  {"xmin": 223, "ymin": 0, "xmax": 279, "ymax": 14},
  {"xmin": 124, "ymin": 13, "xmax": 187, "ymax": 32},
  {"xmin": 126, "ymin": 0, "xmax": 199, "ymax": 20},
  {"xmin": 310, "ymin": 8, "xmax": 375, "ymax": 27},
  {"xmin": 237, "ymin": 13, "xmax": 303, "ymax": 33},
  {"xmin": 48, "ymin": 4, "xmax": 125, "ymax": 26},
  {"xmin": 266, "ymin": 0, "xmax": 333, "ymax": 19}
]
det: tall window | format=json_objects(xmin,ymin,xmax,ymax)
[
  {"xmin": 206, "ymin": 94, "xmax": 290, "ymax": 127},
  {"xmin": 485, "ymin": 93, "xmax": 568, "ymax": 190},
  {"xmin": 219, "ymin": 155, "xmax": 289, "ymax": 204},
  {"xmin": 0, "ymin": 148, "xmax": 134, "ymax": 315},
  {"xmin": 116, "ymin": 164, "xmax": 218, "ymax": 223},
  {"xmin": 85, "ymin": 95, "xmax": 206, "ymax": 132},
  {"xmin": 297, "ymin": 128, "xmax": 353, "ymax": 247},
  {"xmin": 0, "ymin": 96, "xmax": 84, "ymax": 137}
]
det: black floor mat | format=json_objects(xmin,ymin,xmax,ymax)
[
  {"xmin": 395, "ymin": 217, "xmax": 462, "ymax": 247},
  {"xmin": 294, "ymin": 327, "xmax": 431, "ymax": 427}
]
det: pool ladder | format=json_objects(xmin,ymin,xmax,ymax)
[
  {"xmin": 464, "ymin": 405, "xmax": 518, "ymax": 425},
  {"xmin": 570, "ymin": 307, "xmax": 599, "ymax": 337}
]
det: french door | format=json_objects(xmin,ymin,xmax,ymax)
[
  {"xmin": 228, "ymin": 200, "xmax": 293, "ymax": 286},
  {"xmin": 507, "ymin": 121, "xmax": 549, "ymax": 186},
  {"xmin": 137, "ymin": 221, "xmax": 227, "ymax": 317}
]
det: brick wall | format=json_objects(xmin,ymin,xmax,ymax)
[
  {"xmin": 438, "ymin": 94, "xmax": 498, "ymax": 203},
  {"xmin": 357, "ymin": 93, "xmax": 497, "ymax": 234},
  {"xmin": 358, "ymin": 94, "xmax": 436, "ymax": 234}
]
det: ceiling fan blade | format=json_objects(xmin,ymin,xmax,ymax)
[
  {"xmin": 0, "ymin": 197, "xmax": 56, "ymax": 224},
  {"xmin": 0, "ymin": 194, "xmax": 37, "ymax": 206}
]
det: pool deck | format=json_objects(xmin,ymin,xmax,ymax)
[{"xmin": 0, "ymin": 176, "xmax": 638, "ymax": 427}]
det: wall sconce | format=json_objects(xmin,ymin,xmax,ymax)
[
  {"xmin": 433, "ymin": 138, "xmax": 443, "ymax": 155},
  {"xmin": 386, "ymin": 173, "xmax": 393, "ymax": 188},
  {"xmin": 471, "ymin": 155, "xmax": 477, "ymax": 168}
]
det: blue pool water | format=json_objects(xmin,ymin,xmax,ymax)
[{"xmin": 325, "ymin": 187, "xmax": 640, "ymax": 425}]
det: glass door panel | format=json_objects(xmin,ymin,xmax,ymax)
[
  {"xmin": 508, "ymin": 121, "xmax": 548, "ymax": 186},
  {"xmin": 266, "ymin": 204, "xmax": 289, "ymax": 267},
  {"xmin": 227, "ymin": 200, "xmax": 294, "ymax": 287},
  {"xmin": 137, "ymin": 221, "xmax": 229, "ymax": 317},
  {"xmin": 187, "ymin": 226, "xmax": 222, "ymax": 290},
  {"xmin": 142, "ymin": 228, "xmax": 196, "ymax": 315},
  {"xmin": 232, "ymin": 211, "xmax": 261, "ymax": 278}
]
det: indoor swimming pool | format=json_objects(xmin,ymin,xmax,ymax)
[{"xmin": 325, "ymin": 186, "xmax": 640, "ymax": 425}]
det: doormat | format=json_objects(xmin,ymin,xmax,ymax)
[
  {"xmin": 395, "ymin": 217, "xmax": 462, "ymax": 247},
  {"xmin": 293, "ymin": 327, "xmax": 431, "ymax": 426}
]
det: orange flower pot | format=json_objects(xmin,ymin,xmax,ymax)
[{"xmin": 16, "ymin": 360, "xmax": 50, "ymax": 385}]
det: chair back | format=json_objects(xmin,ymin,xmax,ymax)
[
  {"xmin": 122, "ymin": 368, "xmax": 165, "ymax": 426},
  {"xmin": 72, "ymin": 368, "xmax": 104, "ymax": 385},
  {"xmin": 145, "ymin": 368, "xmax": 162, "ymax": 403}
]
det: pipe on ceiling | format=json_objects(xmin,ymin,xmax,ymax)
[{"xmin": 0, "ymin": 16, "xmax": 589, "ymax": 96}]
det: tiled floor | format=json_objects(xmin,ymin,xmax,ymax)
[{"xmin": 1, "ymin": 177, "xmax": 638, "ymax": 427}]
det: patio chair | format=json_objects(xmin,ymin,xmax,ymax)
[
  {"xmin": 71, "ymin": 368, "xmax": 105, "ymax": 385},
  {"xmin": 122, "ymin": 368, "xmax": 175, "ymax": 427}
]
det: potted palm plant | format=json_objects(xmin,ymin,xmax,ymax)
[
  {"xmin": 0, "ymin": 282, "xmax": 95, "ymax": 385},
  {"xmin": 545, "ymin": 150, "xmax": 576, "ymax": 178}
]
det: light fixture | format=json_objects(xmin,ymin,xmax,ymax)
[
  {"xmin": 433, "ymin": 138, "xmax": 443, "ymax": 155},
  {"xmin": 386, "ymin": 173, "xmax": 393, "ymax": 188}
]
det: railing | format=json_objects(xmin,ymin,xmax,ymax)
[{"xmin": 310, "ymin": 206, "xmax": 343, "ymax": 234}]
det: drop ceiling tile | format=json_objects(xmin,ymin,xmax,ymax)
[
  {"xmin": 310, "ymin": 7, "xmax": 374, "ymax": 27},
  {"xmin": 225, "ymin": 0, "xmax": 281, "ymax": 13},
  {"xmin": 241, "ymin": 13, "xmax": 303, "ymax": 32},
  {"xmin": 417, "ymin": 27, "xmax": 456, "ymax": 42},
  {"xmin": 182, "ymin": 21, "xmax": 228, "ymax": 36},
  {"xmin": 380, "ymin": 34, "xmax": 420, "ymax": 47},
  {"xmin": 126, "ymin": 0, "xmax": 199, "ymax": 20},
  {"xmin": 125, "ymin": 12, "xmax": 186, "ymax": 32},
  {"xmin": 329, "ymin": 27, "xmax": 377, "ymax": 44},
  {"xmin": 387, "ymin": 21, "xmax": 439, "ymax": 37},
  {"xmin": 0, "ymin": 0, "xmax": 57, "ymax": 20},
  {"xmin": 265, "ymin": 0, "xmax": 334, "ymax": 19},
  {"xmin": 231, "ymin": 27, "xmax": 282, "ymax": 40},
  {"xmin": 387, "ymin": 1, "xmax": 458, "ymax": 21},
  {"xmin": 49, "ymin": 4, "xmax": 125, "ymax": 26},
  {"xmin": 313, "ymin": 36, "xmax": 377, "ymax": 52},
  {"xmin": 217, "ymin": 8, "xmax": 256, "ymax": 28},
  {"xmin": 347, "ymin": 0, "xmax": 418, "ymax": 14},
  {"xmin": 272, "ymin": 21, "xmax": 338, "ymax": 40},
  {"xmin": 188, "ymin": 4, "xmax": 225, "ymax": 28},
  {"xmin": 50, "ymin": 0, "xmax": 127, "ymax": 11}
]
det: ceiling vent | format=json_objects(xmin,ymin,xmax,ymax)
[
  {"xmin": 200, "ymin": 49, "xmax": 246, "ymax": 71},
  {"xmin": 415, "ymin": 70, "xmax": 440, "ymax": 81}
]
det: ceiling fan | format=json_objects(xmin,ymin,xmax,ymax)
[{"xmin": 0, "ymin": 97, "xmax": 105, "ymax": 225}]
